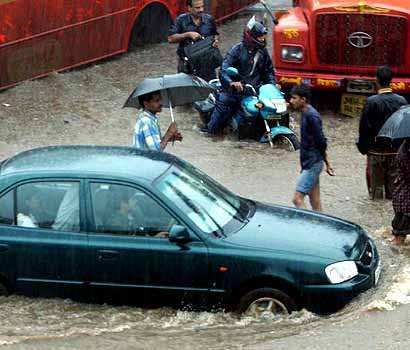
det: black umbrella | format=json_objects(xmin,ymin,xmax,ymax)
[
  {"xmin": 377, "ymin": 105, "xmax": 410, "ymax": 141},
  {"xmin": 123, "ymin": 73, "xmax": 215, "ymax": 122}
]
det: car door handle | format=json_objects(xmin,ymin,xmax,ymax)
[
  {"xmin": 0, "ymin": 244, "xmax": 8, "ymax": 253},
  {"xmin": 98, "ymin": 250, "xmax": 119, "ymax": 260}
]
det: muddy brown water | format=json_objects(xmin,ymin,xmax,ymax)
[{"xmin": 0, "ymin": 12, "xmax": 409, "ymax": 350}]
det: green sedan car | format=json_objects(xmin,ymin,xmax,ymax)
[{"xmin": 0, "ymin": 146, "xmax": 380, "ymax": 316}]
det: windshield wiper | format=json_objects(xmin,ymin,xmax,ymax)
[
  {"xmin": 233, "ymin": 198, "xmax": 251, "ymax": 222},
  {"xmin": 165, "ymin": 181, "xmax": 225, "ymax": 237}
]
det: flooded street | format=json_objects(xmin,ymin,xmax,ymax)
[{"xmin": 1, "ymin": 7, "xmax": 410, "ymax": 350}]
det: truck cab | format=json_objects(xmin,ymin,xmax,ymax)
[{"xmin": 274, "ymin": 0, "xmax": 410, "ymax": 95}]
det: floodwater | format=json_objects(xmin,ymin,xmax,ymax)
[{"xmin": 1, "ymin": 10, "xmax": 410, "ymax": 350}]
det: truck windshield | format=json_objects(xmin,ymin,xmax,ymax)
[{"xmin": 155, "ymin": 163, "xmax": 248, "ymax": 237}]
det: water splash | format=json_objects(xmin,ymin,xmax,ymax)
[{"xmin": 367, "ymin": 264, "xmax": 410, "ymax": 311}]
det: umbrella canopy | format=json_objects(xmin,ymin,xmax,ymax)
[
  {"xmin": 377, "ymin": 105, "xmax": 410, "ymax": 141},
  {"xmin": 123, "ymin": 73, "xmax": 215, "ymax": 109}
]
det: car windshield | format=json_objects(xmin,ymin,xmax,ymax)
[{"xmin": 155, "ymin": 162, "xmax": 248, "ymax": 237}]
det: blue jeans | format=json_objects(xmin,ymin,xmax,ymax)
[
  {"xmin": 296, "ymin": 161, "xmax": 324, "ymax": 194},
  {"xmin": 207, "ymin": 92, "xmax": 245, "ymax": 134}
]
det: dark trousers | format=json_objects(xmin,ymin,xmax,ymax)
[
  {"xmin": 392, "ymin": 213, "xmax": 410, "ymax": 236},
  {"xmin": 366, "ymin": 152, "xmax": 397, "ymax": 200},
  {"xmin": 207, "ymin": 92, "xmax": 245, "ymax": 134}
]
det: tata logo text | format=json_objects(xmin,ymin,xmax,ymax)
[{"xmin": 348, "ymin": 32, "xmax": 373, "ymax": 49}]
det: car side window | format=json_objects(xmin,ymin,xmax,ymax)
[
  {"xmin": 90, "ymin": 183, "xmax": 177, "ymax": 238},
  {"xmin": 0, "ymin": 191, "xmax": 14, "ymax": 225},
  {"xmin": 16, "ymin": 182, "xmax": 80, "ymax": 232}
]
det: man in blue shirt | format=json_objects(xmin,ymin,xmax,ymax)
[
  {"xmin": 168, "ymin": 0, "xmax": 220, "ymax": 80},
  {"xmin": 134, "ymin": 91, "xmax": 182, "ymax": 151},
  {"xmin": 289, "ymin": 85, "xmax": 335, "ymax": 211}
]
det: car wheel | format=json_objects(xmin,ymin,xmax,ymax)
[
  {"xmin": 238, "ymin": 287, "xmax": 296, "ymax": 318},
  {"xmin": 0, "ymin": 282, "xmax": 9, "ymax": 297}
]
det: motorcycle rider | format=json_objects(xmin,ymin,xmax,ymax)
[{"xmin": 202, "ymin": 17, "xmax": 276, "ymax": 135}]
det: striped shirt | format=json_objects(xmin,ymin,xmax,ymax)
[{"xmin": 133, "ymin": 110, "xmax": 162, "ymax": 151}]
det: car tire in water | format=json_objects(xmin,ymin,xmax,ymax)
[
  {"xmin": 238, "ymin": 287, "xmax": 296, "ymax": 317},
  {"xmin": 275, "ymin": 134, "xmax": 300, "ymax": 152}
]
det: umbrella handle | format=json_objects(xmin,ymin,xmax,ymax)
[
  {"xmin": 166, "ymin": 90, "xmax": 176, "ymax": 123},
  {"xmin": 169, "ymin": 104, "xmax": 175, "ymax": 123},
  {"xmin": 168, "ymin": 97, "xmax": 176, "ymax": 146}
]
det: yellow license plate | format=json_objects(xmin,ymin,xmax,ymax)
[{"xmin": 340, "ymin": 93, "xmax": 367, "ymax": 118}]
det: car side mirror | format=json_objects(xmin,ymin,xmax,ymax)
[{"xmin": 169, "ymin": 225, "xmax": 191, "ymax": 245}]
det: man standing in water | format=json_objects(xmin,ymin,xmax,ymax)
[
  {"xmin": 391, "ymin": 140, "xmax": 410, "ymax": 245},
  {"xmin": 168, "ymin": 0, "xmax": 220, "ymax": 81},
  {"xmin": 134, "ymin": 91, "xmax": 182, "ymax": 151},
  {"xmin": 289, "ymin": 85, "xmax": 335, "ymax": 211},
  {"xmin": 357, "ymin": 66, "xmax": 407, "ymax": 199}
]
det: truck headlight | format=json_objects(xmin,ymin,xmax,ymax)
[
  {"xmin": 325, "ymin": 261, "xmax": 358, "ymax": 284},
  {"xmin": 281, "ymin": 46, "xmax": 304, "ymax": 62}
]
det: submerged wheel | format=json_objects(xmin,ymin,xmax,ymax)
[
  {"xmin": 129, "ymin": 3, "xmax": 173, "ymax": 47},
  {"xmin": 0, "ymin": 282, "xmax": 9, "ymax": 297},
  {"xmin": 274, "ymin": 134, "xmax": 300, "ymax": 152},
  {"xmin": 238, "ymin": 287, "xmax": 296, "ymax": 318}
]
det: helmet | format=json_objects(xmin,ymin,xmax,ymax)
[{"xmin": 243, "ymin": 16, "xmax": 268, "ymax": 50}]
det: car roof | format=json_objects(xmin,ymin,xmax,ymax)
[{"xmin": 0, "ymin": 145, "xmax": 176, "ymax": 181}]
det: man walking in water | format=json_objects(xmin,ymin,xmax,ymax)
[
  {"xmin": 168, "ymin": 0, "xmax": 220, "ymax": 81},
  {"xmin": 289, "ymin": 85, "xmax": 335, "ymax": 211},
  {"xmin": 357, "ymin": 66, "xmax": 407, "ymax": 199}
]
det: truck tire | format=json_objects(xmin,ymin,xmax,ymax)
[
  {"xmin": 129, "ymin": 3, "xmax": 173, "ymax": 48},
  {"xmin": 0, "ymin": 282, "xmax": 9, "ymax": 296}
]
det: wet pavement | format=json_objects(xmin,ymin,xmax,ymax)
[{"xmin": 0, "ymin": 5, "xmax": 410, "ymax": 350}]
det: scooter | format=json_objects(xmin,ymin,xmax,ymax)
[{"xmin": 193, "ymin": 67, "xmax": 300, "ymax": 151}]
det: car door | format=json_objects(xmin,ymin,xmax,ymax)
[
  {"xmin": 0, "ymin": 180, "xmax": 89, "ymax": 298},
  {"xmin": 86, "ymin": 181, "xmax": 210, "ymax": 306}
]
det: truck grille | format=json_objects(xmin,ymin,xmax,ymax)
[{"xmin": 316, "ymin": 14, "xmax": 407, "ymax": 67}]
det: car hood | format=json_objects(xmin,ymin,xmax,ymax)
[{"xmin": 224, "ymin": 202, "xmax": 368, "ymax": 261}]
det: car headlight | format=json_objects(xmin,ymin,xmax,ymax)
[
  {"xmin": 325, "ymin": 261, "xmax": 358, "ymax": 284},
  {"xmin": 281, "ymin": 46, "xmax": 304, "ymax": 62}
]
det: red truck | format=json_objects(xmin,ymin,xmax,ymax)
[
  {"xmin": 0, "ymin": 0, "xmax": 256, "ymax": 90},
  {"xmin": 274, "ymin": 0, "xmax": 410, "ymax": 103}
]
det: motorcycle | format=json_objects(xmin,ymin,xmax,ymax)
[{"xmin": 193, "ymin": 67, "xmax": 300, "ymax": 151}]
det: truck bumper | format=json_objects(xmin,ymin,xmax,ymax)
[{"xmin": 277, "ymin": 69, "xmax": 410, "ymax": 94}]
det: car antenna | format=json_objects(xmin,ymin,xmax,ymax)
[
  {"xmin": 259, "ymin": 0, "xmax": 279, "ymax": 65},
  {"xmin": 259, "ymin": 0, "xmax": 279, "ymax": 25}
]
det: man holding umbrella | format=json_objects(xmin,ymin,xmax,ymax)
[
  {"xmin": 134, "ymin": 91, "xmax": 182, "ymax": 151},
  {"xmin": 357, "ymin": 66, "xmax": 407, "ymax": 199},
  {"xmin": 124, "ymin": 73, "xmax": 215, "ymax": 150}
]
